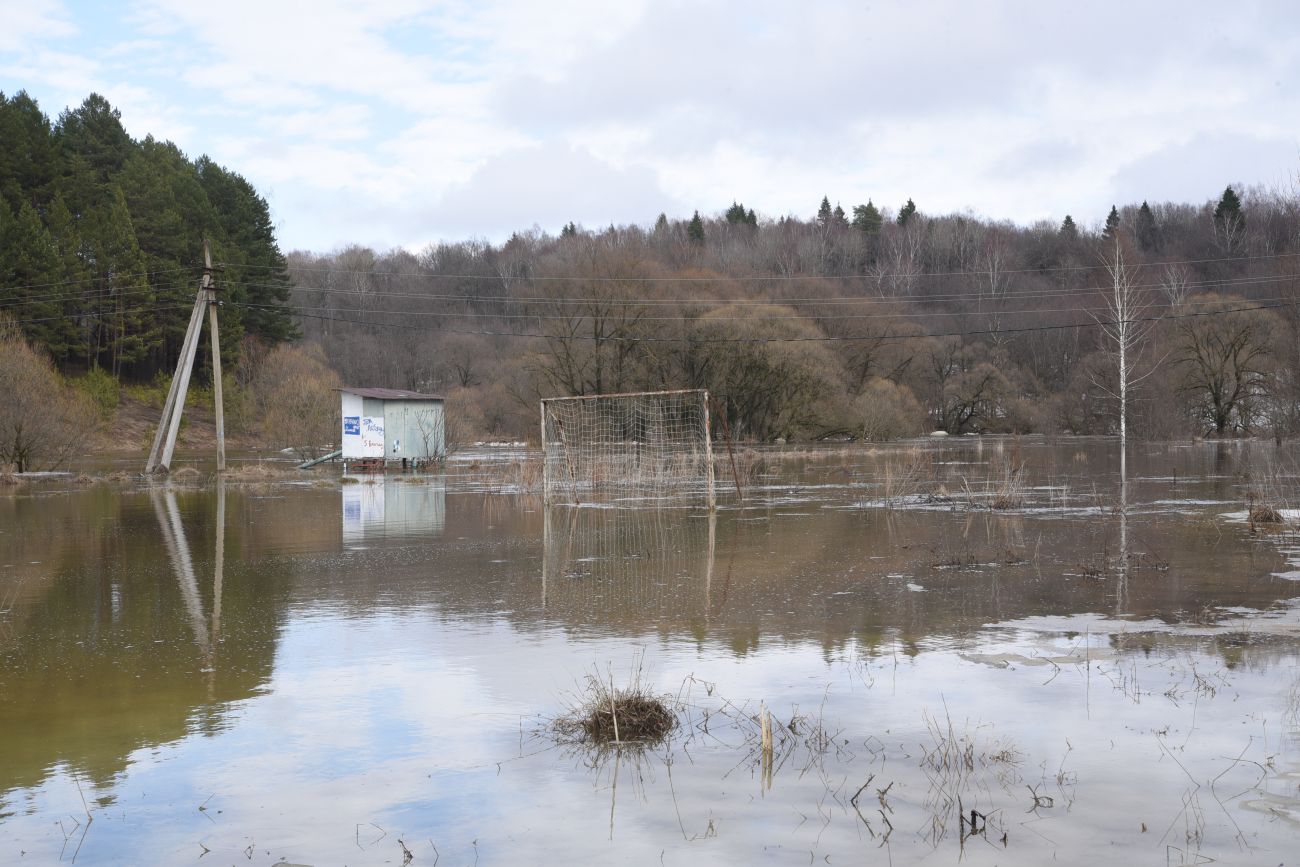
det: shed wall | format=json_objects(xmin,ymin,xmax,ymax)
[{"xmin": 383, "ymin": 400, "xmax": 444, "ymax": 460}]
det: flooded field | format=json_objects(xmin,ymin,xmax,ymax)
[{"xmin": 2, "ymin": 437, "xmax": 1299, "ymax": 866}]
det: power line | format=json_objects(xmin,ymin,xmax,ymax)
[
  {"xmin": 253, "ymin": 293, "xmax": 1291, "ymax": 324},
  {"xmin": 247, "ymin": 248, "xmax": 1300, "ymax": 282},
  {"xmin": 5, "ymin": 303, "xmax": 196, "ymax": 326},
  {"xmin": 228, "ymin": 270, "xmax": 1298, "ymax": 308},
  {"xmin": 225, "ymin": 299, "xmax": 1287, "ymax": 344}
]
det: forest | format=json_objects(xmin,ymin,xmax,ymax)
[
  {"xmin": 287, "ymin": 188, "xmax": 1300, "ymax": 445},
  {"xmin": 3, "ymin": 91, "xmax": 1300, "ymax": 464}
]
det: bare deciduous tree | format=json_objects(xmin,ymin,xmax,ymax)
[{"xmin": 0, "ymin": 324, "xmax": 96, "ymax": 472}]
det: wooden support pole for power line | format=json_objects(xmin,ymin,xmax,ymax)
[
  {"xmin": 205, "ymin": 242, "xmax": 225, "ymax": 473},
  {"xmin": 145, "ymin": 295, "xmax": 205, "ymax": 473},
  {"xmin": 145, "ymin": 239, "xmax": 224, "ymax": 474}
]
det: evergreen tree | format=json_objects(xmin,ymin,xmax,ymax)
[
  {"xmin": 1102, "ymin": 205, "xmax": 1120, "ymax": 241},
  {"xmin": 851, "ymin": 200, "xmax": 883, "ymax": 235},
  {"xmin": 1135, "ymin": 201, "xmax": 1160, "ymax": 252},
  {"xmin": 197, "ymin": 156, "xmax": 298, "ymax": 345},
  {"xmin": 0, "ymin": 91, "xmax": 58, "ymax": 212},
  {"xmin": 84, "ymin": 186, "xmax": 154, "ymax": 375},
  {"xmin": 687, "ymin": 210, "xmax": 705, "ymax": 245},
  {"xmin": 816, "ymin": 196, "xmax": 833, "ymax": 228},
  {"xmin": 1059, "ymin": 214, "xmax": 1079, "ymax": 241},
  {"xmin": 0, "ymin": 199, "xmax": 65, "ymax": 352},
  {"xmin": 897, "ymin": 198, "xmax": 917, "ymax": 226},
  {"xmin": 832, "ymin": 203, "xmax": 847, "ymax": 225},
  {"xmin": 653, "ymin": 213, "xmax": 669, "ymax": 235},
  {"xmin": 725, "ymin": 201, "xmax": 758, "ymax": 228},
  {"xmin": 560, "ymin": 221, "xmax": 577, "ymax": 237},
  {"xmin": 1214, "ymin": 185, "xmax": 1244, "ymax": 231}
]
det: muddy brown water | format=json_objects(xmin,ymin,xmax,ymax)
[{"xmin": 2, "ymin": 438, "xmax": 1299, "ymax": 865}]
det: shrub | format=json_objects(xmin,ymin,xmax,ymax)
[{"xmin": 0, "ymin": 323, "xmax": 98, "ymax": 472}]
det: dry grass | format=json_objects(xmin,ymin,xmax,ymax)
[
  {"xmin": 0, "ymin": 472, "xmax": 22, "ymax": 487},
  {"xmin": 224, "ymin": 462, "xmax": 298, "ymax": 481},
  {"xmin": 988, "ymin": 459, "xmax": 1027, "ymax": 510},
  {"xmin": 555, "ymin": 667, "xmax": 676, "ymax": 746},
  {"xmin": 881, "ymin": 447, "xmax": 931, "ymax": 508},
  {"xmin": 1248, "ymin": 503, "xmax": 1283, "ymax": 523}
]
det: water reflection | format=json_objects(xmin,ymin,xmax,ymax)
[
  {"xmin": 0, "ymin": 484, "xmax": 285, "ymax": 799},
  {"xmin": 541, "ymin": 505, "xmax": 716, "ymax": 620},
  {"xmin": 341, "ymin": 476, "xmax": 445, "ymax": 544},
  {"xmin": 0, "ymin": 441, "xmax": 1298, "ymax": 865}
]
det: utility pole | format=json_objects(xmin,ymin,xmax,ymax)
[{"xmin": 145, "ymin": 239, "xmax": 225, "ymax": 474}]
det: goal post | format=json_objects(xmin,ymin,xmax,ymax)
[{"xmin": 541, "ymin": 389, "xmax": 715, "ymax": 506}]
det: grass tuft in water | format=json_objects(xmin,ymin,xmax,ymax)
[{"xmin": 555, "ymin": 667, "xmax": 676, "ymax": 745}]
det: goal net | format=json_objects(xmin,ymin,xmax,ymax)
[{"xmin": 541, "ymin": 389, "xmax": 715, "ymax": 505}]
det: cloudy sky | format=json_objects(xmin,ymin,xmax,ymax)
[{"xmin": 2, "ymin": 0, "xmax": 1298, "ymax": 252}]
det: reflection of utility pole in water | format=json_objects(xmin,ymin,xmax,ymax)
[{"xmin": 149, "ymin": 486, "xmax": 225, "ymax": 690}]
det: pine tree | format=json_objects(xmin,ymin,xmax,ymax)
[
  {"xmin": 687, "ymin": 210, "xmax": 705, "ymax": 245},
  {"xmin": 1102, "ymin": 206, "xmax": 1120, "ymax": 241},
  {"xmin": 816, "ymin": 196, "xmax": 833, "ymax": 228},
  {"xmin": 560, "ymin": 221, "xmax": 577, "ymax": 237},
  {"xmin": 1059, "ymin": 214, "xmax": 1079, "ymax": 241},
  {"xmin": 832, "ymin": 203, "xmax": 847, "ymax": 226},
  {"xmin": 653, "ymin": 213, "xmax": 669, "ymax": 235},
  {"xmin": 1214, "ymin": 185, "xmax": 1244, "ymax": 231},
  {"xmin": 0, "ymin": 199, "xmax": 65, "ymax": 352},
  {"xmin": 852, "ymin": 200, "xmax": 883, "ymax": 235},
  {"xmin": 1135, "ymin": 201, "xmax": 1160, "ymax": 252},
  {"xmin": 85, "ymin": 186, "xmax": 154, "ymax": 376},
  {"xmin": 745, "ymin": 207, "xmax": 757, "ymax": 227},
  {"xmin": 897, "ymin": 198, "xmax": 917, "ymax": 226}
]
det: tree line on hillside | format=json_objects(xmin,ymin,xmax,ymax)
[
  {"xmin": 3, "ymin": 89, "xmax": 1299, "ymax": 457},
  {"xmin": 287, "ymin": 185, "xmax": 1300, "ymax": 443},
  {"xmin": 0, "ymin": 91, "xmax": 297, "ymax": 379}
]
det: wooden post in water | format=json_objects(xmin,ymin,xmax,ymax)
[{"xmin": 146, "ymin": 239, "xmax": 225, "ymax": 474}]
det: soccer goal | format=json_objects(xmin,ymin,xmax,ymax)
[{"xmin": 541, "ymin": 389, "xmax": 715, "ymax": 505}]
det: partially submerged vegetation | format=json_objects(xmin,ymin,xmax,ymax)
[{"xmin": 554, "ymin": 667, "xmax": 676, "ymax": 747}]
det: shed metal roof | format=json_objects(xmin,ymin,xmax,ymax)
[{"xmin": 338, "ymin": 387, "xmax": 445, "ymax": 401}]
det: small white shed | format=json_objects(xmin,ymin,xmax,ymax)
[{"xmin": 339, "ymin": 387, "xmax": 446, "ymax": 466}]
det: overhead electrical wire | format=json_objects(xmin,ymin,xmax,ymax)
[
  {"xmin": 221, "ymin": 299, "xmax": 1289, "ymax": 345},
  {"xmin": 232, "ymin": 248, "xmax": 1300, "ymax": 282}
]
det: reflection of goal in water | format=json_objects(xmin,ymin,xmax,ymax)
[
  {"xmin": 541, "ymin": 505, "xmax": 717, "ymax": 622},
  {"xmin": 541, "ymin": 389, "xmax": 715, "ymax": 506}
]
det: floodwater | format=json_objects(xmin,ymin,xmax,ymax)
[{"xmin": 2, "ymin": 438, "xmax": 1299, "ymax": 866}]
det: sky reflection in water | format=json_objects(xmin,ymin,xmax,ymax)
[{"xmin": 1, "ymin": 438, "xmax": 1298, "ymax": 865}]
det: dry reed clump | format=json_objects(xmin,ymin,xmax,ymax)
[
  {"xmin": 102, "ymin": 470, "xmax": 136, "ymax": 483},
  {"xmin": 880, "ymin": 447, "xmax": 931, "ymax": 507},
  {"xmin": 510, "ymin": 456, "xmax": 542, "ymax": 492},
  {"xmin": 73, "ymin": 474, "xmax": 95, "ymax": 485},
  {"xmin": 987, "ymin": 459, "xmax": 1027, "ymax": 510},
  {"xmin": 554, "ymin": 670, "xmax": 676, "ymax": 746},
  {"xmin": 224, "ymin": 462, "xmax": 297, "ymax": 480},
  {"xmin": 170, "ymin": 466, "xmax": 201, "ymax": 480},
  {"xmin": 1249, "ymin": 504, "xmax": 1284, "ymax": 523},
  {"xmin": 0, "ymin": 472, "xmax": 23, "ymax": 486}
]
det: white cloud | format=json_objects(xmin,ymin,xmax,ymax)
[
  {"xmin": 2, "ymin": 0, "xmax": 1298, "ymax": 249},
  {"xmin": 0, "ymin": 0, "xmax": 74, "ymax": 52}
]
